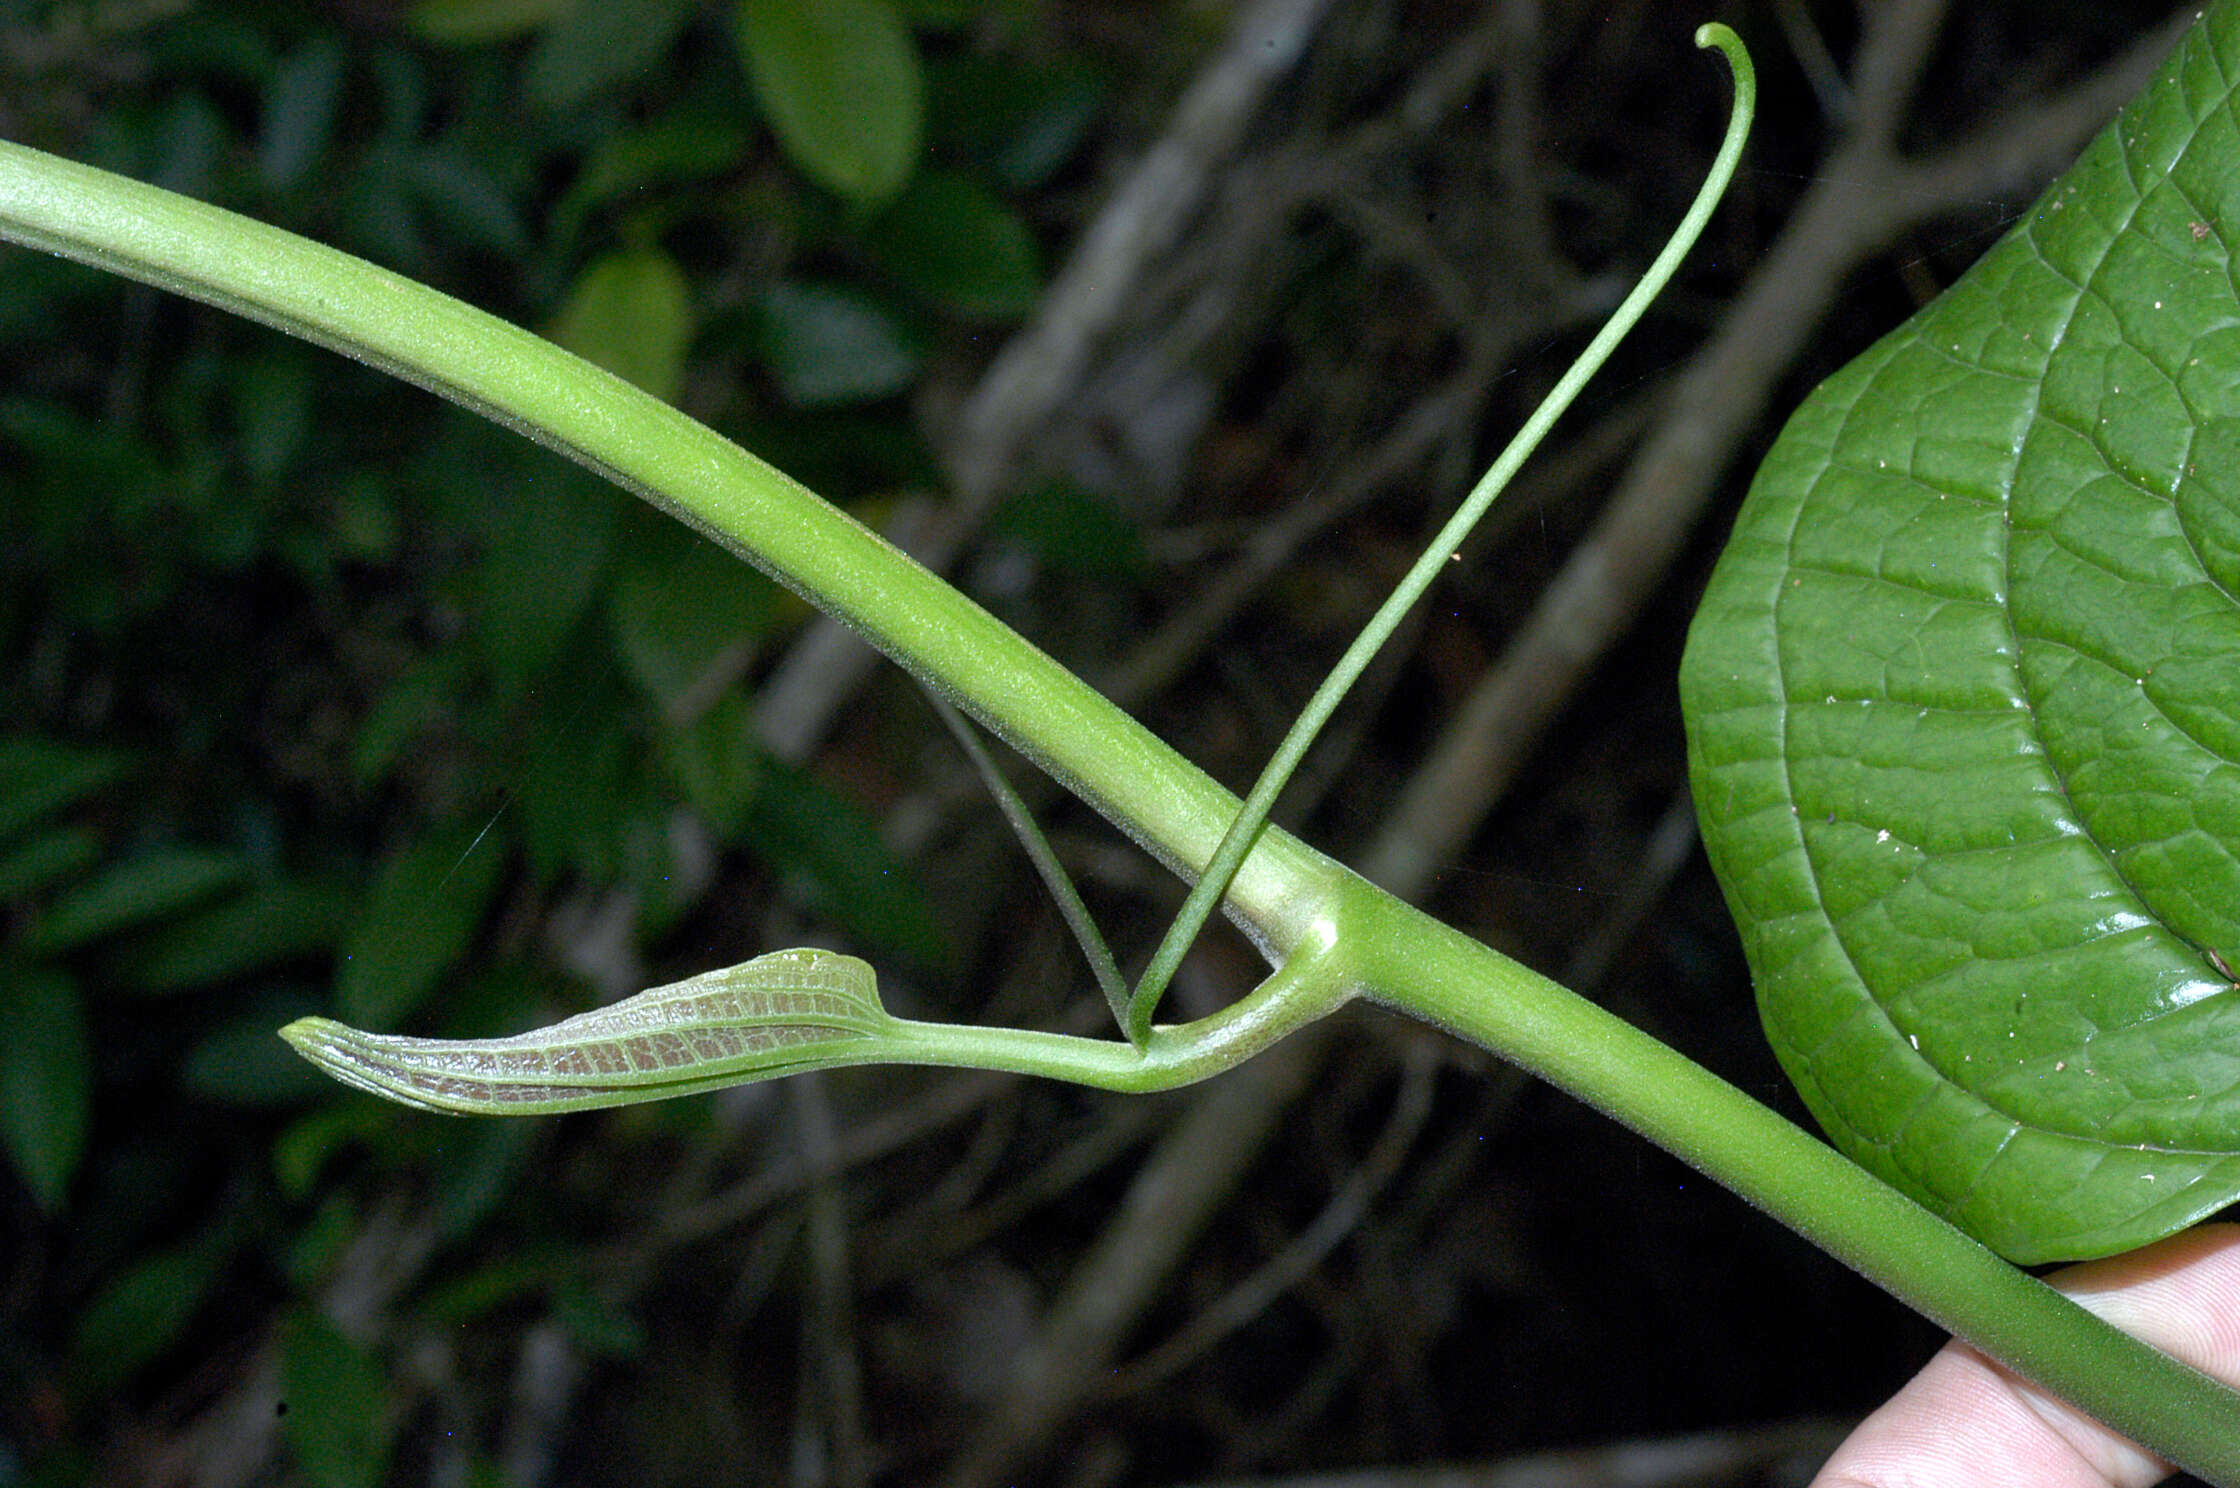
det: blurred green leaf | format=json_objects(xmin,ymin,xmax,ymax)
[
  {"xmin": 610, "ymin": 526, "xmax": 781, "ymax": 710},
  {"xmin": 407, "ymin": 0, "xmax": 570, "ymax": 45},
  {"xmin": 285, "ymin": 1193, "xmax": 362, "ymax": 1289},
  {"xmin": 125, "ymin": 880, "xmax": 353, "ymax": 993},
  {"xmin": 10, "ymin": 1443, "xmax": 95, "ymax": 1487},
  {"xmin": 735, "ymin": 0, "xmax": 923, "ymax": 206},
  {"xmin": 524, "ymin": 0, "xmax": 695, "ymax": 109},
  {"xmin": 753, "ymin": 279, "xmax": 925, "ymax": 407},
  {"xmin": 260, "ymin": 36, "xmax": 347, "ymax": 189},
  {"xmin": 0, "ymin": 400, "xmax": 165, "ymax": 531},
  {"xmin": 433, "ymin": 1115, "xmax": 542, "ymax": 1239},
  {"xmin": 666, "ymin": 694, "xmax": 949, "ymax": 962},
  {"xmin": 419, "ymin": 1251, "xmax": 569, "ymax": 1323},
  {"xmin": 366, "ymin": 44, "xmax": 433, "ymax": 142},
  {"xmin": 927, "ymin": 52, "xmax": 1105, "ymax": 191},
  {"xmin": 143, "ymin": 12, "xmax": 279, "ymax": 80},
  {"xmin": 616, "ymin": 808, "xmax": 698, "ymax": 934},
  {"xmin": 557, "ymin": 111, "xmax": 752, "ymax": 234},
  {"xmin": 0, "ymin": 964, "xmax": 89, "ymax": 1212},
  {"xmin": 0, "ymin": 827, "xmax": 101, "ymax": 902},
  {"xmin": 399, "ymin": 144, "xmax": 532, "ymax": 257},
  {"xmin": 0, "ymin": 737, "xmax": 130, "ymax": 841},
  {"xmin": 861, "ymin": 170, "xmax": 1041, "ymax": 318},
  {"xmin": 554, "ymin": 1278, "xmax": 645, "ymax": 1356},
  {"xmin": 66, "ymin": 1244, "xmax": 220, "ymax": 1397},
  {"xmin": 340, "ymin": 141, "xmax": 428, "ymax": 268},
  {"xmin": 229, "ymin": 345, "xmax": 316, "ymax": 491},
  {"xmin": 32, "ymin": 846, "xmax": 251, "ymax": 955},
  {"xmin": 0, "ymin": 252, "xmax": 107, "ymax": 344},
  {"xmin": 548, "ymin": 246, "xmax": 694, "ymax": 401},
  {"xmin": 510, "ymin": 666, "xmax": 641, "ymax": 879},
  {"xmin": 280, "ymin": 1311, "xmax": 393, "ymax": 1488},
  {"xmin": 743, "ymin": 754, "xmax": 949, "ymax": 967},
  {"xmin": 992, "ymin": 482, "xmax": 1149, "ymax": 579},
  {"xmin": 471, "ymin": 474, "xmax": 617, "ymax": 695},
  {"xmin": 664, "ymin": 692, "xmax": 765, "ymax": 831},
  {"xmin": 729, "ymin": 408, "xmax": 941, "ymax": 502},
  {"xmin": 274, "ymin": 1103, "xmax": 394, "ymax": 1200},
  {"xmin": 335, "ymin": 821, "xmax": 510, "ymax": 1029},
  {"xmin": 149, "ymin": 91, "xmax": 225, "ymax": 198},
  {"xmin": 326, "ymin": 470, "xmax": 402, "ymax": 565},
  {"xmin": 433, "ymin": 957, "xmax": 583, "ymax": 1041},
  {"xmin": 351, "ymin": 647, "xmax": 472, "ymax": 790}
]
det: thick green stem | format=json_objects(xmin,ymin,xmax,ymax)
[
  {"xmin": 0, "ymin": 138, "xmax": 1347, "ymax": 966},
  {"xmin": 1346, "ymin": 883, "xmax": 2240, "ymax": 1485}
]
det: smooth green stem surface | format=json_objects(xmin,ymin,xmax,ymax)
[
  {"xmin": 0, "ymin": 137, "xmax": 1348, "ymax": 968},
  {"xmin": 890, "ymin": 918, "xmax": 1351, "ymax": 1091},
  {"xmin": 1347, "ymin": 883, "xmax": 2240, "ymax": 1485},
  {"xmin": 1125, "ymin": 25, "xmax": 1757, "ymax": 1042}
]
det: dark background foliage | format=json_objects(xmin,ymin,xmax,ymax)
[{"xmin": 0, "ymin": 2, "xmax": 2208, "ymax": 1485}]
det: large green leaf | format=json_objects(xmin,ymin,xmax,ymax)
[{"xmin": 1683, "ymin": 4, "xmax": 2240, "ymax": 1262}]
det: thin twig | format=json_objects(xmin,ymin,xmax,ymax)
[{"xmin": 929, "ymin": 691, "xmax": 1130, "ymax": 1032}]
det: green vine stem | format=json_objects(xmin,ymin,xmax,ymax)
[
  {"xmin": 0, "ymin": 135, "xmax": 1350, "ymax": 975},
  {"xmin": 1124, "ymin": 26, "xmax": 1754, "ymax": 1044},
  {"xmin": 3, "ymin": 31, "xmax": 2238, "ymax": 1477},
  {"xmin": 1343, "ymin": 885, "xmax": 2240, "ymax": 1483}
]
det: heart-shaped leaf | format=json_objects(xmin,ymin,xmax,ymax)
[{"xmin": 1683, "ymin": 5, "xmax": 2240, "ymax": 1263}]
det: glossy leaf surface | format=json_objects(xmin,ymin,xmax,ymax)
[{"xmin": 1683, "ymin": 6, "xmax": 2240, "ymax": 1262}]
